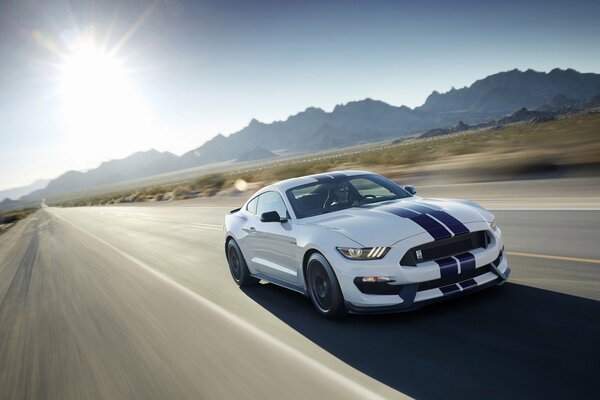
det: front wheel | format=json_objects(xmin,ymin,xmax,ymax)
[
  {"xmin": 226, "ymin": 239, "xmax": 259, "ymax": 287},
  {"xmin": 306, "ymin": 253, "xmax": 347, "ymax": 318}
]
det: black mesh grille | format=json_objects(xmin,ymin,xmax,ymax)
[
  {"xmin": 400, "ymin": 231, "xmax": 488, "ymax": 266},
  {"xmin": 418, "ymin": 264, "xmax": 493, "ymax": 291}
]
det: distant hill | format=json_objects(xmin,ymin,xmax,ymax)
[
  {"xmin": 4, "ymin": 68, "xmax": 600, "ymax": 210},
  {"xmin": 418, "ymin": 95, "xmax": 600, "ymax": 140},
  {"xmin": 181, "ymin": 69, "xmax": 600, "ymax": 165},
  {"xmin": 236, "ymin": 146, "xmax": 277, "ymax": 162},
  {"xmin": 537, "ymin": 94, "xmax": 580, "ymax": 112},
  {"xmin": 0, "ymin": 179, "xmax": 50, "ymax": 201},
  {"xmin": 0, "ymin": 197, "xmax": 24, "ymax": 211},
  {"xmin": 497, "ymin": 108, "xmax": 555, "ymax": 124},
  {"xmin": 418, "ymin": 68, "xmax": 600, "ymax": 114},
  {"xmin": 419, "ymin": 108, "xmax": 559, "ymax": 139},
  {"xmin": 19, "ymin": 150, "xmax": 181, "ymax": 203},
  {"xmin": 538, "ymin": 92, "xmax": 600, "ymax": 113},
  {"xmin": 181, "ymin": 98, "xmax": 428, "ymax": 163},
  {"xmin": 420, "ymin": 121, "xmax": 471, "ymax": 139}
]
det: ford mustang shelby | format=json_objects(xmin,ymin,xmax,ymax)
[{"xmin": 224, "ymin": 171, "xmax": 510, "ymax": 317}]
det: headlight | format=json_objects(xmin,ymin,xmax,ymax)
[
  {"xmin": 490, "ymin": 218, "xmax": 497, "ymax": 230},
  {"xmin": 336, "ymin": 246, "xmax": 390, "ymax": 260}
]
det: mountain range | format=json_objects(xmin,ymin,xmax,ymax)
[
  {"xmin": 0, "ymin": 179, "xmax": 50, "ymax": 202},
  {"xmin": 4, "ymin": 68, "xmax": 600, "ymax": 209},
  {"xmin": 179, "ymin": 68, "xmax": 600, "ymax": 161},
  {"xmin": 39, "ymin": 149, "xmax": 182, "ymax": 197}
]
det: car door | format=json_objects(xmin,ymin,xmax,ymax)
[{"xmin": 248, "ymin": 191, "xmax": 300, "ymax": 287}]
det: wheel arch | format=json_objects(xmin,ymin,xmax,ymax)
[
  {"xmin": 302, "ymin": 248, "xmax": 323, "ymax": 289},
  {"xmin": 224, "ymin": 235, "xmax": 235, "ymax": 258}
]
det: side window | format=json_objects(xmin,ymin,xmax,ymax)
[
  {"xmin": 256, "ymin": 191, "xmax": 288, "ymax": 219},
  {"xmin": 246, "ymin": 197, "xmax": 258, "ymax": 214}
]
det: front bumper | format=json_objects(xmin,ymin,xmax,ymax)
[
  {"xmin": 331, "ymin": 225, "xmax": 509, "ymax": 313},
  {"xmin": 345, "ymin": 267, "xmax": 510, "ymax": 314}
]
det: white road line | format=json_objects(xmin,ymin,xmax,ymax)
[
  {"xmin": 507, "ymin": 251, "xmax": 600, "ymax": 265},
  {"xmin": 48, "ymin": 209, "xmax": 394, "ymax": 400},
  {"xmin": 183, "ymin": 223, "xmax": 222, "ymax": 230},
  {"xmin": 98, "ymin": 213, "xmax": 223, "ymax": 230}
]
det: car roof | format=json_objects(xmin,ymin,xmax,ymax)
[{"xmin": 262, "ymin": 170, "xmax": 374, "ymax": 193}]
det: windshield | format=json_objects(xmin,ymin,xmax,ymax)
[{"xmin": 286, "ymin": 174, "xmax": 412, "ymax": 218}]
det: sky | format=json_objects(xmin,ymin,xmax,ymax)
[{"xmin": 1, "ymin": 0, "xmax": 599, "ymax": 190}]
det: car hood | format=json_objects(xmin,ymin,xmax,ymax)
[{"xmin": 299, "ymin": 197, "xmax": 493, "ymax": 247}]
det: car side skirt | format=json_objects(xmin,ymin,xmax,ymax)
[{"xmin": 251, "ymin": 272, "xmax": 309, "ymax": 296}]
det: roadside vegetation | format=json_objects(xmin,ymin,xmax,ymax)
[
  {"xmin": 53, "ymin": 111, "xmax": 600, "ymax": 208},
  {"xmin": 0, "ymin": 208, "xmax": 37, "ymax": 234}
]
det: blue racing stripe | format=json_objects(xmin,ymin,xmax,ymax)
[
  {"xmin": 372, "ymin": 202, "xmax": 454, "ymax": 240},
  {"xmin": 428, "ymin": 210, "xmax": 470, "ymax": 235},
  {"xmin": 410, "ymin": 214, "xmax": 452, "ymax": 240},
  {"xmin": 396, "ymin": 203, "xmax": 469, "ymax": 237},
  {"xmin": 400, "ymin": 203, "xmax": 439, "ymax": 214},
  {"xmin": 436, "ymin": 257, "xmax": 458, "ymax": 277},
  {"xmin": 456, "ymin": 253, "xmax": 476, "ymax": 272},
  {"xmin": 413, "ymin": 202, "xmax": 442, "ymax": 211},
  {"xmin": 459, "ymin": 279, "xmax": 477, "ymax": 290},
  {"xmin": 374, "ymin": 205, "xmax": 419, "ymax": 218},
  {"xmin": 440, "ymin": 284, "xmax": 460, "ymax": 295}
]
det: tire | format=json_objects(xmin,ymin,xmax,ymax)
[
  {"xmin": 306, "ymin": 253, "xmax": 347, "ymax": 318},
  {"xmin": 226, "ymin": 239, "xmax": 259, "ymax": 287}
]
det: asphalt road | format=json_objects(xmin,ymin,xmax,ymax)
[{"xmin": 0, "ymin": 205, "xmax": 598, "ymax": 399}]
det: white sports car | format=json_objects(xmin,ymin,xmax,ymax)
[{"xmin": 224, "ymin": 171, "xmax": 510, "ymax": 317}]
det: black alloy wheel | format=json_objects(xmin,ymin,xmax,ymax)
[
  {"xmin": 226, "ymin": 239, "xmax": 259, "ymax": 286},
  {"xmin": 306, "ymin": 253, "xmax": 346, "ymax": 318}
]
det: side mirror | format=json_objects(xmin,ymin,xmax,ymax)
[
  {"xmin": 260, "ymin": 211, "xmax": 287, "ymax": 223},
  {"xmin": 404, "ymin": 185, "xmax": 417, "ymax": 195}
]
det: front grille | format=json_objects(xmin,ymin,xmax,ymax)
[
  {"xmin": 418, "ymin": 264, "xmax": 493, "ymax": 291},
  {"xmin": 400, "ymin": 231, "xmax": 488, "ymax": 266}
]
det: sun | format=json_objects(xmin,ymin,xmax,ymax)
[
  {"xmin": 57, "ymin": 39, "xmax": 153, "ymax": 163},
  {"xmin": 59, "ymin": 43, "xmax": 124, "ymax": 112},
  {"xmin": 26, "ymin": 1, "xmax": 163, "ymax": 168}
]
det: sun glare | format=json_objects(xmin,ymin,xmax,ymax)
[
  {"xmin": 60, "ymin": 45, "xmax": 123, "ymax": 109},
  {"xmin": 57, "ymin": 40, "xmax": 153, "ymax": 164}
]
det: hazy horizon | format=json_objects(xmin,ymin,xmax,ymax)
[{"xmin": 1, "ymin": 0, "xmax": 599, "ymax": 190}]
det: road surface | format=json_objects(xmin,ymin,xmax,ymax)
[{"xmin": 0, "ymin": 205, "xmax": 599, "ymax": 399}]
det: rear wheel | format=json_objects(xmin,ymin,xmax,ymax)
[
  {"xmin": 227, "ymin": 239, "xmax": 259, "ymax": 286},
  {"xmin": 306, "ymin": 253, "xmax": 346, "ymax": 318}
]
